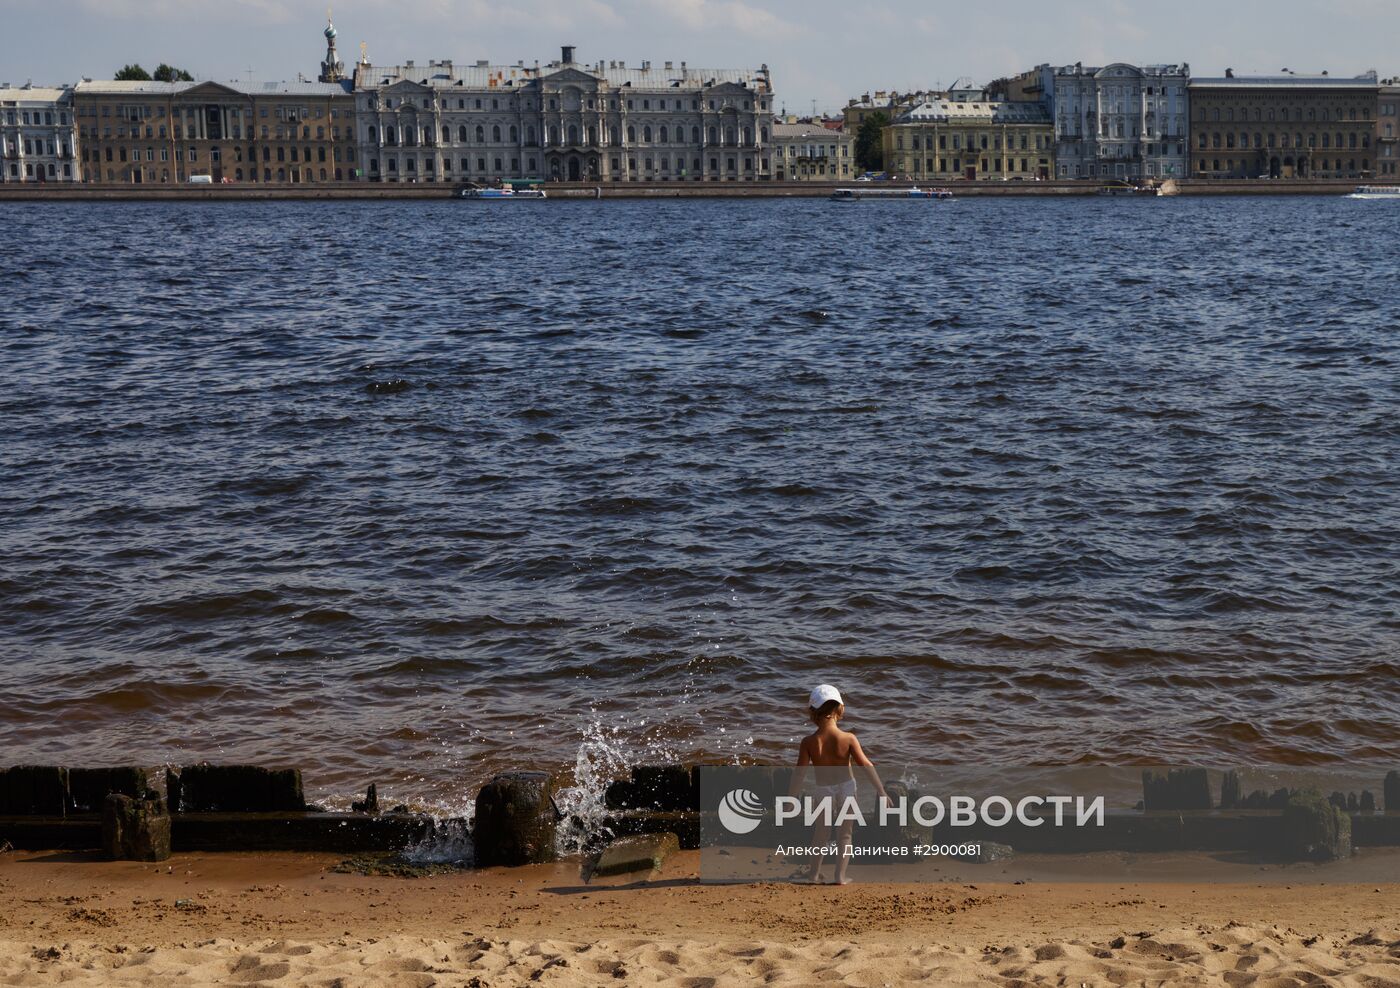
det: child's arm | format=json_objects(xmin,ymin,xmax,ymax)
[
  {"xmin": 787, "ymin": 737, "xmax": 812, "ymax": 799},
  {"xmin": 849, "ymin": 734, "xmax": 890, "ymax": 802}
]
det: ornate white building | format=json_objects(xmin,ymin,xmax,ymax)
[
  {"xmin": 352, "ymin": 46, "xmax": 774, "ymax": 183},
  {"xmin": 0, "ymin": 84, "xmax": 79, "ymax": 183},
  {"xmin": 1030, "ymin": 62, "xmax": 1190, "ymax": 180}
]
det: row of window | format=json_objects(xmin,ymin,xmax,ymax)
[
  {"xmin": 3, "ymin": 161, "xmax": 73, "ymax": 179},
  {"xmin": 91, "ymin": 166, "xmax": 348, "ymax": 183},
  {"xmin": 367, "ymin": 154, "xmax": 762, "ymax": 176},
  {"xmin": 80, "ymin": 103, "xmax": 347, "ymax": 120},
  {"xmin": 897, "ymin": 132, "xmax": 1051, "ymax": 151},
  {"xmin": 0, "ymin": 138, "xmax": 69, "ymax": 156},
  {"xmin": 2, "ymin": 110, "xmax": 69, "ymax": 126},
  {"xmin": 1197, "ymin": 105, "xmax": 1370, "ymax": 123},
  {"xmin": 904, "ymin": 157, "xmax": 1048, "ymax": 173},
  {"xmin": 1198, "ymin": 131, "xmax": 1371, "ymax": 150},
  {"xmin": 82, "ymin": 144, "xmax": 350, "ymax": 165},
  {"xmin": 1198, "ymin": 157, "xmax": 1370, "ymax": 175},
  {"xmin": 80, "ymin": 124, "xmax": 353, "ymax": 142},
  {"xmin": 373, "ymin": 94, "xmax": 765, "ymax": 113},
  {"xmin": 366, "ymin": 122, "xmax": 766, "ymax": 147}
]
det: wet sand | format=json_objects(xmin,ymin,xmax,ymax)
[{"xmin": 3, "ymin": 848, "xmax": 1399, "ymax": 985}]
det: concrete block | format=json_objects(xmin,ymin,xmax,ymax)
[
  {"xmin": 591, "ymin": 832, "xmax": 679, "ymax": 879},
  {"xmin": 0, "ymin": 766, "xmax": 69, "ymax": 816},
  {"xmin": 472, "ymin": 772, "xmax": 560, "ymax": 867},
  {"xmin": 102, "ymin": 795, "xmax": 171, "ymax": 861},
  {"xmin": 172, "ymin": 764, "xmax": 305, "ymax": 812}
]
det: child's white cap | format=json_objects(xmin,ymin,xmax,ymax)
[{"xmin": 809, "ymin": 684, "xmax": 843, "ymax": 709}]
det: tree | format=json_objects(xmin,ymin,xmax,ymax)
[
  {"xmin": 115, "ymin": 64, "xmax": 151, "ymax": 81},
  {"xmin": 154, "ymin": 64, "xmax": 194, "ymax": 82},
  {"xmin": 854, "ymin": 111, "xmax": 889, "ymax": 173}
]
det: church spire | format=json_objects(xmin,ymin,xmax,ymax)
[{"xmin": 319, "ymin": 7, "xmax": 344, "ymax": 83}]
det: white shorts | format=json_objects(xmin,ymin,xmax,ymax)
[{"xmin": 810, "ymin": 778, "xmax": 857, "ymax": 802}]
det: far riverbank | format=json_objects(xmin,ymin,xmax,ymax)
[{"xmin": 0, "ymin": 177, "xmax": 1390, "ymax": 201}]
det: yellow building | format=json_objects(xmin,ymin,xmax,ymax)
[{"xmin": 882, "ymin": 97, "xmax": 1054, "ymax": 181}]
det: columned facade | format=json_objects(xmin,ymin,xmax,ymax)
[
  {"xmin": 0, "ymin": 86, "xmax": 79, "ymax": 183},
  {"xmin": 354, "ymin": 48, "xmax": 775, "ymax": 183},
  {"xmin": 1042, "ymin": 63, "xmax": 1190, "ymax": 180}
]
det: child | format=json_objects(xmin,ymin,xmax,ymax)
[{"xmin": 788, "ymin": 684, "xmax": 889, "ymax": 885}]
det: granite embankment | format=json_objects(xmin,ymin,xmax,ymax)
[{"xmin": 0, "ymin": 178, "xmax": 1385, "ymax": 200}]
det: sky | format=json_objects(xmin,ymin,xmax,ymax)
[{"xmin": 0, "ymin": 0, "xmax": 1394, "ymax": 115}]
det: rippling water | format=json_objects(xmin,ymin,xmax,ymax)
[{"xmin": 1, "ymin": 197, "xmax": 1397, "ymax": 811}]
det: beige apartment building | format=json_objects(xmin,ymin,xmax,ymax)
[{"xmin": 772, "ymin": 121, "xmax": 853, "ymax": 181}]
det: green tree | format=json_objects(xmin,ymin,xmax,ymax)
[
  {"xmin": 854, "ymin": 111, "xmax": 889, "ymax": 173},
  {"xmin": 114, "ymin": 64, "xmax": 151, "ymax": 81},
  {"xmin": 154, "ymin": 64, "xmax": 194, "ymax": 82}
]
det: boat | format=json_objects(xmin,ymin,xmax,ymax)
[
  {"xmin": 1348, "ymin": 185, "xmax": 1400, "ymax": 199},
  {"xmin": 830, "ymin": 186, "xmax": 952, "ymax": 202},
  {"xmin": 459, "ymin": 185, "xmax": 547, "ymax": 200}
]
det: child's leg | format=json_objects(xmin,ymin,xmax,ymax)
[
  {"xmin": 833, "ymin": 820, "xmax": 855, "ymax": 885},
  {"xmin": 806, "ymin": 821, "xmax": 831, "ymax": 881}
]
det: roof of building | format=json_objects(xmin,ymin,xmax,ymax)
[
  {"xmin": 0, "ymin": 86, "xmax": 70, "ymax": 102},
  {"xmin": 897, "ymin": 99, "xmax": 1052, "ymax": 124},
  {"xmin": 1049, "ymin": 63, "xmax": 1189, "ymax": 77},
  {"xmin": 73, "ymin": 79, "xmax": 353, "ymax": 97},
  {"xmin": 773, "ymin": 122, "xmax": 850, "ymax": 140},
  {"xmin": 1190, "ymin": 72, "xmax": 1380, "ymax": 89},
  {"xmin": 358, "ymin": 61, "xmax": 768, "ymax": 91}
]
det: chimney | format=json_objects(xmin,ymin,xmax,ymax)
[
  {"xmin": 1225, "ymin": 68, "xmax": 1234, "ymax": 78},
  {"xmin": 562, "ymin": 45, "xmax": 576, "ymax": 65}
]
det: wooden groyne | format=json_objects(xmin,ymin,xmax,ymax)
[{"xmin": 4, "ymin": 763, "xmax": 1399, "ymax": 867}]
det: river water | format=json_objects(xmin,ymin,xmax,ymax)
[{"xmin": 1, "ymin": 196, "xmax": 1397, "ymax": 812}]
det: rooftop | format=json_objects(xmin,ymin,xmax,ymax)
[
  {"xmin": 1190, "ymin": 72, "xmax": 1380, "ymax": 89},
  {"xmin": 897, "ymin": 99, "xmax": 1052, "ymax": 124},
  {"xmin": 359, "ymin": 61, "xmax": 768, "ymax": 92},
  {"xmin": 773, "ymin": 122, "xmax": 850, "ymax": 139},
  {"xmin": 73, "ymin": 79, "xmax": 354, "ymax": 97},
  {"xmin": 0, "ymin": 86, "xmax": 70, "ymax": 102}
]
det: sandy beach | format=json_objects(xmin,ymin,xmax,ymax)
[{"xmin": 2, "ymin": 848, "xmax": 1398, "ymax": 986}]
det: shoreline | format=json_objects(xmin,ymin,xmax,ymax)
[
  {"xmin": 3, "ymin": 848, "xmax": 1399, "ymax": 985},
  {"xmin": 0, "ymin": 178, "xmax": 1391, "ymax": 202}
]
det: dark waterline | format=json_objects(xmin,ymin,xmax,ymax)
[{"xmin": 1, "ymin": 197, "xmax": 1397, "ymax": 811}]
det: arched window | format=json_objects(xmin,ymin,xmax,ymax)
[
  {"xmin": 659, "ymin": 125, "xmax": 668, "ymax": 143},
  {"xmin": 320, "ymin": 168, "xmax": 327, "ymax": 180},
  {"xmin": 627, "ymin": 125, "xmax": 636, "ymax": 143},
  {"xmin": 367, "ymin": 125, "xmax": 377, "ymax": 142},
  {"xmin": 643, "ymin": 125, "xmax": 652, "ymax": 142},
  {"xmin": 442, "ymin": 126, "xmax": 451, "ymax": 143},
  {"xmin": 743, "ymin": 127, "xmax": 752, "ymax": 145},
  {"xmin": 475, "ymin": 125, "xmax": 485, "ymax": 142},
  {"xmin": 760, "ymin": 126, "xmax": 768, "ymax": 143},
  {"xmin": 692, "ymin": 126, "xmax": 700, "ymax": 143},
  {"xmin": 492, "ymin": 124, "xmax": 501, "ymax": 142},
  {"xmin": 708, "ymin": 126, "xmax": 717, "ymax": 144},
  {"xmin": 568, "ymin": 124, "xmax": 579, "ymax": 144},
  {"xmin": 317, "ymin": 126, "xmax": 325, "ymax": 139},
  {"xmin": 526, "ymin": 125, "xmax": 537, "ymax": 145},
  {"xmin": 459, "ymin": 125, "xmax": 468, "ymax": 142},
  {"xmin": 385, "ymin": 126, "xmax": 396, "ymax": 145},
  {"xmin": 509, "ymin": 125, "xmax": 518, "ymax": 142}
]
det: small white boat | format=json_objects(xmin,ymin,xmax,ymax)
[
  {"xmin": 1347, "ymin": 185, "xmax": 1400, "ymax": 199},
  {"xmin": 830, "ymin": 186, "xmax": 952, "ymax": 202},
  {"xmin": 459, "ymin": 185, "xmax": 547, "ymax": 200}
]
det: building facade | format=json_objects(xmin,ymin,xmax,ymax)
[
  {"xmin": 882, "ymin": 97, "xmax": 1054, "ymax": 181},
  {"xmin": 772, "ymin": 121, "xmax": 853, "ymax": 180},
  {"xmin": 1039, "ymin": 63, "xmax": 1190, "ymax": 180},
  {"xmin": 0, "ymin": 85, "xmax": 79, "ymax": 183},
  {"xmin": 353, "ymin": 46, "xmax": 774, "ymax": 183},
  {"xmin": 841, "ymin": 91, "xmax": 933, "ymax": 133},
  {"xmin": 1377, "ymin": 81, "xmax": 1398, "ymax": 177},
  {"xmin": 1188, "ymin": 72, "xmax": 1380, "ymax": 179},
  {"xmin": 74, "ymin": 79, "xmax": 358, "ymax": 184}
]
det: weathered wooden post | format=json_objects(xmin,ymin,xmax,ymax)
[
  {"xmin": 102, "ymin": 795, "xmax": 172, "ymax": 861},
  {"xmin": 472, "ymin": 772, "xmax": 560, "ymax": 867}
]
